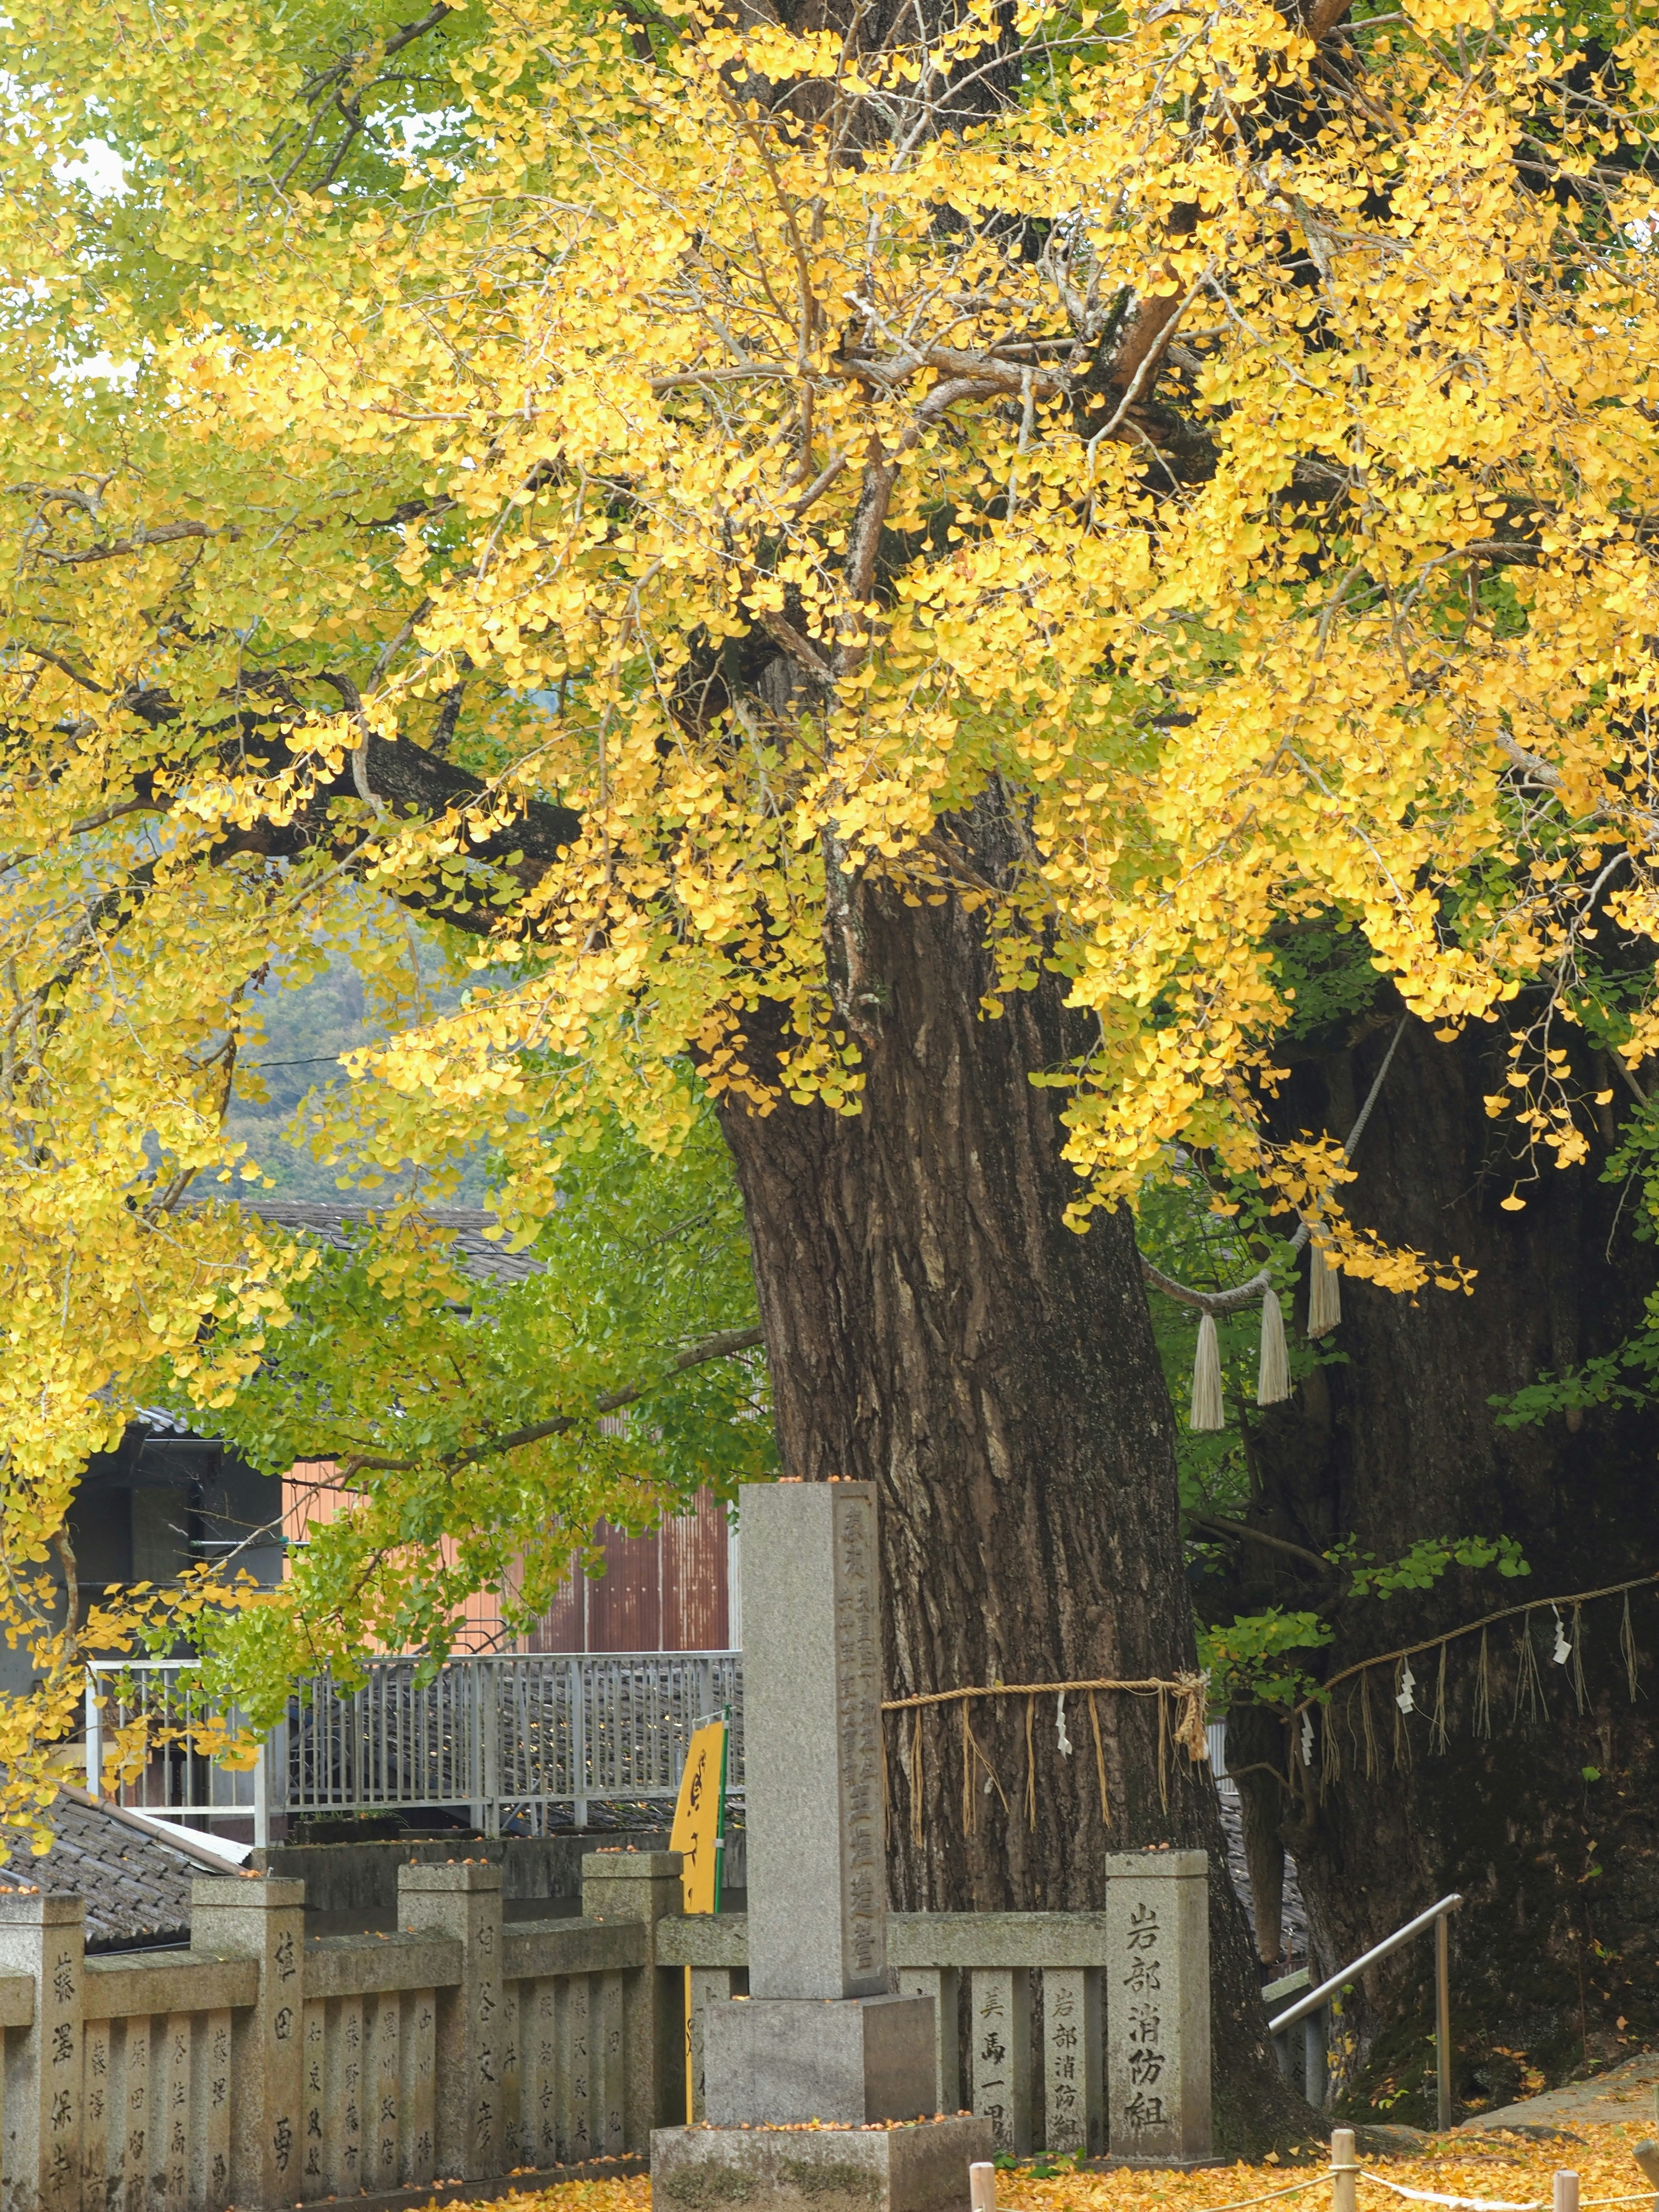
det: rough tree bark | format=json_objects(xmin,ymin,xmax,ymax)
[
  {"xmin": 716, "ymin": 791, "xmax": 1303, "ymax": 2150},
  {"xmin": 1217, "ymin": 1010, "xmax": 1659, "ymax": 2124}
]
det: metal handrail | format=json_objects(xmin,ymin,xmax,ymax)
[
  {"xmin": 1269, "ymin": 1891, "xmax": 1462, "ymax": 2129},
  {"xmin": 1268, "ymin": 1892, "xmax": 1462, "ymax": 2032}
]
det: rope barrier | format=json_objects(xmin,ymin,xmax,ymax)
[
  {"xmin": 880, "ymin": 1673, "xmax": 1206, "ymax": 1713},
  {"xmin": 1360, "ymin": 2184, "xmax": 1657, "ymax": 2211},
  {"xmin": 1357, "ymin": 2179, "xmax": 1546, "ymax": 2209},
  {"xmin": 1187, "ymin": 2180, "xmax": 1329, "ymax": 2212},
  {"xmin": 998, "ymin": 2137, "xmax": 1659, "ymax": 2212}
]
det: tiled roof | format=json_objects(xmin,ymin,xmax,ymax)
[
  {"xmin": 3, "ymin": 1797, "xmax": 203, "ymax": 1951},
  {"xmin": 236, "ymin": 1201, "xmax": 544, "ymax": 1286}
]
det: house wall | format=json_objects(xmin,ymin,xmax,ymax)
[
  {"xmin": 522, "ymin": 1487, "xmax": 734, "ymax": 1653},
  {"xmin": 282, "ymin": 1470, "xmax": 737, "ymax": 1655}
]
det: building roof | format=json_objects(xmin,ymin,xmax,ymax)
[
  {"xmin": 2, "ymin": 1795, "xmax": 213, "ymax": 1951},
  {"xmin": 236, "ymin": 1201, "xmax": 544, "ymax": 1287}
]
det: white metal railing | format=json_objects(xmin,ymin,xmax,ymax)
[
  {"xmin": 85, "ymin": 1650, "xmax": 744, "ymax": 1847},
  {"xmin": 1268, "ymin": 1891, "xmax": 1462, "ymax": 2124},
  {"xmin": 84, "ymin": 1658, "xmax": 269, "ymax": 1833}
]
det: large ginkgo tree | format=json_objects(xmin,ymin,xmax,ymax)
[{"xmin": 3, "ymin": 0, "xmax": 1659, "ymax": 2129}]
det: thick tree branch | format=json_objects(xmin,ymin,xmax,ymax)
[{"xmin": 336, "ymin": 1322, "xmax": 765, "ymax": 1479}]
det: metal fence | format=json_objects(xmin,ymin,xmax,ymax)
[{"xmin": 85, "ymin": 1650, "xmax": 744, "ymax": 1847}]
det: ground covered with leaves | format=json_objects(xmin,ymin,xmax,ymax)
[{"xmin": 482, "ymin": 2123, "xmax": 1659, "ymax": 2212}]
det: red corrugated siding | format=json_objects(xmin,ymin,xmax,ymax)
[
  {"xmin": 584, "ymin": 1521, "xmax": 662, "ymax": 1652},
  {"xmin": 527, "ymin": 1569, "xmax": 585, "ymax": 1654},
  {"xmin": 662, "ymin": 1489, "xmax": 728, "ymax": 1649},
  {"xmin": 524, "ymin": 1487, "xmax": 729, "ymax": 1652}
]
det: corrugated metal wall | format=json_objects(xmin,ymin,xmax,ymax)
[
  {"xmin": 525, "ymin": 1486, "xmax": 732, "ymax": 1653},
  {"xmin": 285, "ymin": 1468, "xmax": 735, "ymax": 1655}
]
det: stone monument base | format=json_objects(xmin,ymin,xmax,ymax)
[
  {"xmin": 652, "ymin": 2117, "xmax": 993, "ymax": 2212},
  {"xmin": 705, "ymin": 1993, "xmax": 936, "ymax": 2125}
]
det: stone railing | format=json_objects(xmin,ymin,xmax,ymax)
[
  {"xmin": 658, "ymin": 1909, "xmax": 1109, "ymax": 2160},
  {"xmin": 0, "ymin": 1859, "xmax": 1131, "ymax": 2212},
  {"xmin": 0, "ymin": 1853, "xmax": 684, "ymax": 2212}
]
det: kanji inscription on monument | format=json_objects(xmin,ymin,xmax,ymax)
[
  {"xmin": 1103, "ymin": 1850, "xmax": 1211, "ymax": 2165},
  {"xmin": 745, "ymin": 1478, "xmax": 889, "ymax": 2002},
  {"xmin": 658, "ymin": 1478, "xmax": 993, "ymax": 2210}
]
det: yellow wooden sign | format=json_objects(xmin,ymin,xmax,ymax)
[
  {"xmin": 670, "ymin": 1716, "xmax": 727, "ymax": 1916},
  {"xmin": 673, "ymin": 1716, "xmax": 728, "ymax": 2123}
]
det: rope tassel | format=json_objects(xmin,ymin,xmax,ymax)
[
  {"xmin": 1308, "ymin": 1246, "xmax": 1342, "ymax": 1337},
  {"xmin": 1258, "ymin": 1290, "xmax": 1290, "ymax": 1406},
  {"xmin": 1191, "ymin": 1312, "xmax": 1224, "ymax": 1429}
]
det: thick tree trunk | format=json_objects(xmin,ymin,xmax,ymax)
[
  {"xmin": 1224, "ymin": 1011, "xmax": 1659, "ymax": 2124},
  {"xmin": 715, "ymin": 795, "xmax": 1301, "ymax": 2151}
]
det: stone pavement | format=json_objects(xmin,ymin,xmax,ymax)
[{"xmin": 1459, "ymin": 2051, "xmax": 1659, "ymax": 2133}]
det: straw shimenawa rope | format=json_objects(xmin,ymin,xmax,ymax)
[
  {"xmin": 884, "ymin": 1669, "xmax": 1210, "ymax": 1834},
  {"xmin": 883, "ymin": 1671, "xmax": 1209, "ymax": 1756}
]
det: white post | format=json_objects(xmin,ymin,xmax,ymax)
[
  {"xmin": 253, "ymin": 1718, "xmax": 271, "ymax": 1850},
  {"xmin": 85, "ymin": 1669, "xmax": 102, "ymax": 1795},
  {"xmin": 969, "ymin": 2162, "xmax": 996, "ymax": 2212},
  {"xmin": 1331, "ymin": 2127, "xmax": 1358, "ymax": 2212},
  {"xmin": 482, "ymin": 1658, "xmax": 501, "ymax": 1838},
  {"xmin": 573, "ymin": 1658, "xmax": 589, "ymax": 1830},
  {"xmin": 1554, "ymin": 2174, "xmax": 1580, "ymax": 2212}
]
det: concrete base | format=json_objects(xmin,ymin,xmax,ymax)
[
  {"xmin": 652, "ymin": 2116, "xmax": 993, "ymax": 2212},
  {"xmin": 705, "ymin": 1994, "xmax": 936, "ymax": 2125}
]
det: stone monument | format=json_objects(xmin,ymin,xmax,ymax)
[
  {"xmin": 1103, "ymin": 1848, "xmax": 1214, "ymax": 2167},
  {"xmin": 652, "ymin": 1479, "xmax": 991, "ymax": 2212}
]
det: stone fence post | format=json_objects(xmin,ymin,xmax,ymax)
[
  {"xmin": 0, "ymin": 1888, "xmax": 84, "ymax": 2212},
  {"xmin": 397, "ymin": 1859, "xmax": 503, "ymax": 2180},
  {"xmin": 190, "ymin": 1876, "xmax": 305, "ymax": 2207},
  {"xmin": 1103, "ymin": 1850, "xmax": 1211, "ymax": 2167},
  {"xmin": 580, "ymin": 1849, "xmax": 685, "ymax": 2143}
]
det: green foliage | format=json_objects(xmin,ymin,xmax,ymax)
[
  {"xmin": 1199, "ymin": 1607, "xmax": 1334, "ymax": 1708},
  {"xmin": 222, "ymin": 945, "xmax": 489, "ymax": 1203},
  {"xmin": 1332, "ymin": 1534, "xmax": 1530, "ymax": 1597},
  {"xmin": 190, "ymin": 1093, "xmax": 769, "ymax": 1717},
  {"xmin": 1268, "ymin": 922, "xmax": 1388, "ymax": 1045}
]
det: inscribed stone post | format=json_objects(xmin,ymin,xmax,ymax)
[
  {"xmin": 744, "ymin": 1480, "xmax": 885, "ymax": 2001},
  {"xmin": 702, "ymin": 1481, "xmax": 935, "ymax": 2128},
  {"xmin": 1042, "ymin": 1970, "xmax": 1102, "ymax": 2158},
  {"xmin": 579, "ymin": 1851, "xmax": 686, "ymax": 2144},
  {"xmin": 657, "ymin": 1480, "xmax": 991, "ymax": 2211},
  {"xmin": 189, "ymin": 1878, "xmax": 305, "ymax": 2208},
  {"xmin": 970, "ymin": 1968, "xmax": 1031, "ymax": 2156},
  {"xmin": 397, "ymin": 1859, "xmax": 503, "ymax": 2180},
  {"xmin": 0, "ymin": 1888, "xmax": 84, "ymax": 2212},
  {"xmin": 1103, "ymin": 1851, "xmax": 1212, "ymax": 2165}
]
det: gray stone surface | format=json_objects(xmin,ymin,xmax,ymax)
[
  {"xmin": 969, "ymin": 1967, "xmax": 1030, "ymax": 2156},
  {"xmin": 1103, "ymin": 1850, "xmax": 1211, "ymax": 2165},
  {"xmin": 0, "ymin": 1886, "xmax": 85, "ymax": 2212},
  {"xmin": 397, "ymin": 1859, "xmax": 505, "ymax": 2182},
  {"xmin": 652, "ymin": 2116, "xmax": 992, "ymax": 2212},
  {"xmin": 742, "ymin": 1482, "xmax": 885, "ymax": 2003},
  {"xmin": 577, "ymin": 1848, "xmax": 686, "ymax": 2151},
  {"xmin": 895, "ymin": 1970, "xmax": 959, "ymax": 2117},
  {"xmin": 703, "ymin": 1995, "xmax": 936, "ymax": 2126},
  {"xmin": 189, "ymin": 1875, "xmax": 306, "ymax": 2209}
]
